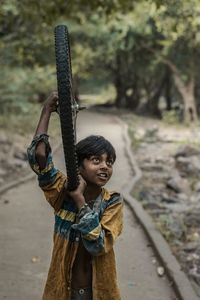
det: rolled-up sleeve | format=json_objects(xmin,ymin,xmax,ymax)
[
  {"xmin": 72, "ymin": 195, "xmax": 123, "ymax": 256},
  {"xmin": 27, "ymin": 133, "xmax": 58, "ymax": 187}
]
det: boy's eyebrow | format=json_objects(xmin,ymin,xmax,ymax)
[
  {"xmin": 89, "ymin": 154, "xmax": 114, "ymax": 161},
  {"xmin": 88, "ymin": 155, "xmax": 100, "ymax": 160}
]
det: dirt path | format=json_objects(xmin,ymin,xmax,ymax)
[{"xmin": 0, "ymin": 110, "xmax": 176, "ymax": 300}]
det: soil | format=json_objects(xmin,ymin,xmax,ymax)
[
  {"xmin": 0, "ymin": 129, "xmax": 59, "ymax": 189},
  {"xmin": 0, "ymin": 130, "xmax": 31, "ymax": 188},
  {"xmin": 120, "ymin": 113, "xmax": 200, "ymax": 297}
]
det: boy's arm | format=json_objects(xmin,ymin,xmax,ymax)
[
  {"xmin": 34, "ymin": 91, "xmax": 58, "ymax": 170},
  {"xmin": 27, "ymin": 92, "xmax": 67, "ymax": 211},
  {"xmin": 72, "ymin": 194, "xmax": 123, "ymax": 256},
  {"xmin": 27, "ymin": 91, "xmax": 58, "ymax": 183}
]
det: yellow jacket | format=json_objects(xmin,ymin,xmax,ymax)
[{"xmin": 27, "ymin": 134, "xmax": 123, "ymax": 300}]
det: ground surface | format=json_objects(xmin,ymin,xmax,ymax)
[
  {"xmin": 121, "ymin": 112, "xmax": 200, "ymax": 297},
  {"xmin": 0, "ymin": 110, "xmax": 177, "ymax": 300}
]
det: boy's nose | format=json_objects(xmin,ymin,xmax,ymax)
[{"xmin": 100, "ymin": 161, "xmax": 108, "ymax": 169}]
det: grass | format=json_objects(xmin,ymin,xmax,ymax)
[
  {"xmin": 0, "ymin": 104, "xmax": 60, "ymax": 138},
  {"xmin": 79, "ymin": 84, "xmax": 116, "ymax": 106}
]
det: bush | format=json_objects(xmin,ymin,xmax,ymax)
[
  {"xmin": 0, "ymin": 65, "xmax": 56, "ymax": 114},
  {"xmin": 162, "ymin": 110, "xmax": 180, "ymax": 125}
]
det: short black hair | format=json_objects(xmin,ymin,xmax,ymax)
[{"xmin": 76, "ymin": 135, "xmax": 116, "ymax": 167}]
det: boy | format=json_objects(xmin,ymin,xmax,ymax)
[{"xmin": 27, "ymin": 92, "xmax": 123, "ymax": 300}]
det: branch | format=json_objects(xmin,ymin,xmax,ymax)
[
  {"xmin": 141, "ymin": 43, "xmax": 186, "ymax": 92},
  {"xmin": 141, "ymin": 43, "xmax": 180, "ymax": 73}
]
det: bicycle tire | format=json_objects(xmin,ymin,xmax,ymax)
[{"xmin": 54, "ymin": 25, "xmax": 79, "ymax": 191}]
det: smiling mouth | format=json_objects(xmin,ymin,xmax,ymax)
[{"xmin": 97, "ymin": 173, "xmax": 108, "ymax": 179}]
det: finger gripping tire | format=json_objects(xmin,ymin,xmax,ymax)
[{"xmin": 55, "ymin": 25, "xmax": 79, "ymax": 191}]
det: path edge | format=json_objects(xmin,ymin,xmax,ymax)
[
  {"xmin": 0, "ymin": 142, "xmax": 62, "ymax": 196},
  {"xmin": 118, "ymin": 117, "xmax": 199, "ymax": 300}
]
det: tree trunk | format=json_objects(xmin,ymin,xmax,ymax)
[
  {"xmin": 147, "ymin": 94, "xmax": 161, "ymax": 118},
  {"xmin": 115, "ymin": 84, "xmax": 126, "ymax": 108},
  {"xmin": 125, "ymin": 78, "xmax": 140, "ymax": 110},
  {"xmin": 164, "ymin": 68, "xmax": 172, "ymax": 110},
  {"xmin": 146, "ymin": 75, "xmax": 166, "ymax": 118},
  {"xmin": 114, "ymin": 52, "xmax": 127, "ymax": 108},
  {"xmin": 173, "ymin": 74, "xmax": 198, "ymax": 123},
  {"xmin": 126, "ymin": 93, "xmax": 140, "ymax": 110},
  {"xmin": 161, "ymin": 59, "xmax": 198, "ymax": 123}
]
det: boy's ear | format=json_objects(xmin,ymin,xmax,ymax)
[{"xmin": 79, "ymin": 161, "xmax": 85, "ymax": 171}]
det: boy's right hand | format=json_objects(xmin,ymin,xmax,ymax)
[
  {"xmin": 66, "ymin": 175, "xmax": 87, "ymax": 210},
  {"xmin": 43, "ymin": 91, "xmax": 59, "ymax": 113}
]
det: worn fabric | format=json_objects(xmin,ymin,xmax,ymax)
[
  {"xmin": 71, "ymin": 287, "xmax": 92, "ymax": 300},
  {"xmin": 27, "ymin": 134, "xmax": 123, "ymax": 300}
]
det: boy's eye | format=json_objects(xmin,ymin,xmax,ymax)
[
  {"xmin": 91, "ymin": 157, "xmax": 100, "ymax": 163},
  {"xmin": 90, "ymin": 156, "xmax": 113, "ymax": 167},
  {"xmin": 107, "ymin": 160, "xmax": 113, "ymax": 167}
]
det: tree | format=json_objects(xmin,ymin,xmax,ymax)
[
  {"xmin": 138, "ymin": 0, "xmax": 200, "ymax": 122},
  {"xmin": 1, "ymin": 0, "xmax": 200, "ymax": 122}
]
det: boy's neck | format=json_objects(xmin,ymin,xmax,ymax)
[{"xmin": 84, "ymin": 185, "xmax": 102, "ymax": 202}]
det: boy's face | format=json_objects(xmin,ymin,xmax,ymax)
[{"xmin": 79, "ymin": 153, "xmax": 113, "ymax": 187}]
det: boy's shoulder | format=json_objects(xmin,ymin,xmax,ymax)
[{"xmin": 102, "ymin": 188, "xmax": 123, "ymax": 204}]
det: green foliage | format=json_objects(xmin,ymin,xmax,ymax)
[
  {"xmin": 156, "ymin": 213, "xmax": 186, "ymax": 244},
  {"xmin": 0, "ymin": 104, "xmax": 60, "ymax": 137},
  {"xmin": 0, "ymin": 66, "xmax": 56, "ymax": 114},
  {"xmin": 1, "ymin": 0, "xmax": 200, "ymax": 120},
  {"xmin": 162, "ymin": 110, "xmax": 181, "ymax": 125}
]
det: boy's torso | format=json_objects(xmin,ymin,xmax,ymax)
[
  {"xmin": 71, "ymin": 197, "xmax": 100, "ymax": 289},
  {"xmin": 43, "ymin": 184, "xmax": 122, "ymax": 299},
  {"xmin": 71, "ymin": 239, "xmax": 92, "ymax": 288}
]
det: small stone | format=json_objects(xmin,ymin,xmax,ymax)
[
  {"xmin": 174, "ymin": 145, "xmax": 200, "ymax": 158},
  {"xmin": 3, "ymin": 200, "xmax": 9, "ymax": 204},
  {"xmin": 166, "ymin": 176, "xmax": 190, "ymax": 194},
  {"xmin": 141, "ymin": 163, "xmax": 164, "ymax": 172},
  {"xmin": 157, "ymin": 266, "xmax": 165, "ymax": 277},
  {"xmin": 183, "ymin": 242, "xmax": 198, "ymax": 252},
  {"xmin": 152, "ymin": 259, "xmax": 157, "ymax": 264},
  {"xmin": 193, "ymin": 182, "xmax": 200, "ymax": 192},
  {"xmin": 192, "ymin": 253, "xmax": 200, "ymax": 260},
  {"xmin": 177, "ymin": 193, "xmax": 188, "ymax": 202},
  {"xmin": 143, "ymin": 202, "xmax": 163, "ymax": 210},
  {"xmin": 127, "ymin": 281, "xmax": 136, "ymax": 287},
  {"xmin": 176, "ymin": 156, "xmax": 200, "ymax": 175},
  {"xmin": 192, "ymin": 232, "xmax": 200, "ymax": 240},
  {"xmin": 31, "ymin": 256, "xmax": 40, "ymax": 263},
  {"xmin": 161, "ymin": 193, "xmax": 178, "ymax": 204},
  {"xmin": 184, "ymin": 208, "xmax": 200, "ymax": 227},
  {"xmin": 190, "ymin": 195, "xmax": 200, "ymax": 203},
  {"xmin": 188, "ymin": 265, "xmax": 200, "ymax": 283},
  {"xmin": 13, "ymin": 150, "xmax": 27, "ymax": 161}
]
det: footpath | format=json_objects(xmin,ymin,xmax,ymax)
[{"xmin": 0, "ymin": 110, "xmax": 198, "ymax": 300}]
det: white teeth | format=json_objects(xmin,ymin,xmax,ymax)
[{"xmin": 98, "ymin": 173, "xmax": 107, "ymax": 178}]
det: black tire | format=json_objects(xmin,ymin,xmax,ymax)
[{"xmin": 54, "ymin": 25, "xmax": 79, "ymax": 191}]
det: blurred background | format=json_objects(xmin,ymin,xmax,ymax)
[
  {"xmin": 1, "ymin": 0, "xmax": 200, "ymax": 296},
  {"xmin": 1, "ymin": 0, "xmax": 200, "ymax": 124}
]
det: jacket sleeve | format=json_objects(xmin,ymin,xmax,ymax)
[
  {"xmin": 40, "ymin": 171, "xmax": 67, "ymax": 212},
  {"xmin": 72, "ymin": 194, "xmax": 123, "ymax": 256},
  {"xmin": 27, "ymin": 133, "xmax": 67, "ymax": 212}
]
